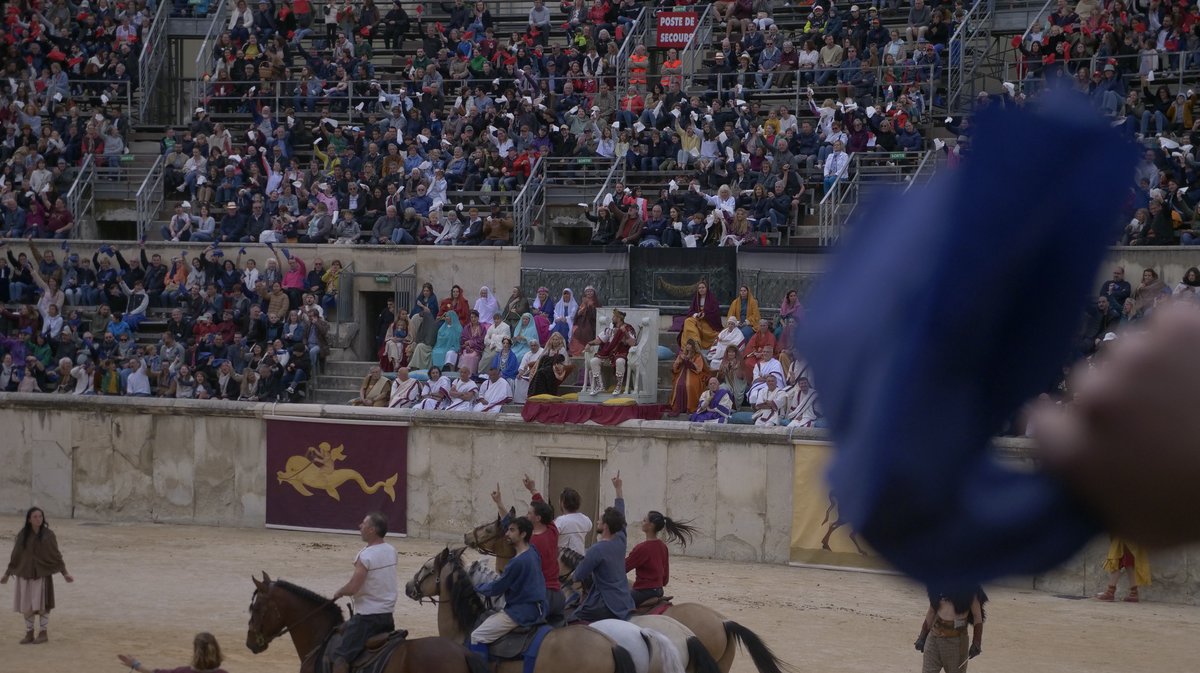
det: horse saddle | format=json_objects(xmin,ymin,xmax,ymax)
[
  {"xmin": 321, "ymin": 630, "xmax": 409, "ymax": 673},
  {"xmin": 474, "ymin": 610, "xmax": 545, "ymax": 660},
  {"xmin": 632, "ymin": 596, "xmax": 673, "ymax": 617}
]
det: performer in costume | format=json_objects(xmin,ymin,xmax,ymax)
[{"xmin": 586, "ymin": 309, "xmax": 637, "ymax": 395}]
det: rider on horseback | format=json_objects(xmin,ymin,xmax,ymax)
[
  {"xmin": 565, "ymin": 474, "xmax": 635, "ymax": 623},
  {"xmin": 492, "ymin": 480, "xmax": 564, "ymax": 616},
  {"xmin": 330, "ymin": 512, "xmax": 399, "ymax": 673},
  {"xmin": 625, "ymin": 508, "xmax": 698, "ymax": 607},
  {"xmin": 469, "ymin": 517, "xmax": 549, "ymax": 660},
  {"xmin": 524, "ymin": 477, "xmax": 592, "ymax": 556}
]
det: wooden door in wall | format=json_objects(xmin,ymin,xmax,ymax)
[{"xmin": 547, "ymin": 458, "xmax": 602, "ymax": 548}]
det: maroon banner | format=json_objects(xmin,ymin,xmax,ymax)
[
  {"xmin": 656, "ymin": 11, "xmax": 698, "ymax": 48},
  {"xmin": 266, "ymin": 419, "xmax": 407, "ymax": 534}
]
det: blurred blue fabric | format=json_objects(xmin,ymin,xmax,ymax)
[{"xmin": 798, "ymin": 93, "xmax": 1138, "ymax": 587}]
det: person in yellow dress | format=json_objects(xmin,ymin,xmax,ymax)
[
  {"xmin": 1095, "ymin": 537, "xmax": 1149, "ymax": 602},
  {"xmin": 678, "ymin": 281, "xmax": 723, "ymax": 350}
]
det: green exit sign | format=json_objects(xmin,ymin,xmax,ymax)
[{"xmin": 374, "ymin": 275, "xmax": 390, "ymax": 283}]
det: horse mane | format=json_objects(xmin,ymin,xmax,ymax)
[
  {"xmin": 559, "ymin": 547, "xmax": 584, "ymax": 570},
  {"xmin": 444, "ymin": 554, "xmax": 487, "ymax": 636},
  {"xmin": 274, "ymin": 580, "xmax": 345, "ymax": 625}
]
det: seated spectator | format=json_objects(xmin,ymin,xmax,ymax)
[
  {"xmin": 350, "ymin": 366, "xmax": 391, "ymax": 407},
  {"xmin": 444, "ymin": 366, "xmax": 478, "ymax": 410},
  {"xmin": 679, "ymin": 281, "xmax": 722, "ymax": 350},
  {"xmin": 472, "ymin": 366, "xmax": 512, "ymax": 413}
]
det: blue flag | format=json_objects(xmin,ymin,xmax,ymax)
[{"xmin": 799, "ymin": 93, "xmax": 1138, "ymax": 587}]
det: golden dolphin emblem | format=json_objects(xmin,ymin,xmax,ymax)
[{"xmin": 276, "ymin": 442, "xmax": 399, "ymax": 501}]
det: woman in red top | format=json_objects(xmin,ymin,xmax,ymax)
[
  {"xmin": 439, "ymin": 284, "xmax": 470, "ymax": 326},
  {"xmin": 118, "ymin": 632, "xmax": 229, "ymax": 673},
  {"xmin": 625, "ymin": 510, "xmax": 698, "ymax": 606}
]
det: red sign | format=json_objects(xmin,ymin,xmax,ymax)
[
  {"xmin": 266, "ymin": 419, "xmax": 407, "ymax": 534},
  {"xmin": 656, "ymin": 11, "xmax": 699, "ymax": 48}
]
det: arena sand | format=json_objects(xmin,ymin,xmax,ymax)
[{"xmin": 2, "ymin": 517, "xmax": 1198, "ymax": 673}]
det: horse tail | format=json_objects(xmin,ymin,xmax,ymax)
[
  {"xmin": 464, "ymin": 648, "xmax": 490, "ymax": 673},
  {"xmin": 611, "ymin": 644, "xmax": 638, "ymax": 673},
  {"xmin": 383, "ymin": 472, "xmax": 398, "ymax": 501},
  {"xmin": 644, "ymin": 628, "xmax": 686, "ymax": 673},
  {"xmin": 723, "ymin": 621, "xmax": 793, "ymax": 673},
  {"xmin": 686, "ymin": 635, "xmax": 723, "ymax": 673}
]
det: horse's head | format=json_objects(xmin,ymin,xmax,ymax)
[
  {"xmin": 405, "ymin": 547, "xmax": 483, "ymax": 636},
  {"xmin": 405, "ymin": 546, "xmax": 461, "ymax": 603},
  {"xmin": 247, "ymin": 572, "xmax": 342, "ymax": 655},
  {"xmin": 247, "ymin": 572, "xmax": 285, "ymax": 654},
  {"xmin": 463, "ymin": 508, "xmax": 517, "ymax": 559}
]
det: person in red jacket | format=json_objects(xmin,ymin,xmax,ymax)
[
  {"xmin": 492, "ymin": 480, "xmax": 565, "ymax": 615},
  {"xmin": 625, "ymin": 509, "xmax": 698, "ymax": 606}
]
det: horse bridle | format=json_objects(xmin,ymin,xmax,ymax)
[
  {"xmin": 411, "ymin": 559, "xmax": 445, "ymax": 605},
  {"xmin": 251, "ymin": 584, "xmax": 338, "ymax": 664},
  {"xmin": 465, "ymin": 520, "xmax": 505, "ymax": 557}
]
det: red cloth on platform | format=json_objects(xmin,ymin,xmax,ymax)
[{"xmin": 521, "ymin": 402, "xmax": 666, "ymax": 425}]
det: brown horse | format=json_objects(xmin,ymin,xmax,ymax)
[
  {"xmin": 464, "ymin": 512, "xmax": 516, "ymax": 571},
  {"xmin": 556, "ymin": 549, "xmax": 792, "ymax": 673},
  {"xmin": 405, "ymin": 547, "xmax": 640, "ymax": 673},
  {"xmin": 246, "ymin": 572, "xmax": 489, "ymax": 673}
]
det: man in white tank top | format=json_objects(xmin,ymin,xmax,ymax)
[
  {"xmin": 331, "ymin": 512, "xmax": 398, "ymax": 673},
  {"xmin": 524, "ymin": 477, "xmax": 592, "ymax": 555}
]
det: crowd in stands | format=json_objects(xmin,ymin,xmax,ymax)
[
  {"xmin": 1004, "ymin": 0, "xmax": 1200, "ymax": 246},
  {"xmin": 0, "ymin": 239, "xmax": 338, "ymax": 400},
  {"xmin": 0, "ymin": 0, "xmax": 150, "ymax": 240},
  {"xmin": 353, "ymin": 278, "xmax": 823, "ymax": 423},
  {"xmin": 168, "ymin": 0, "xmax": 949, "ymax": 248}
]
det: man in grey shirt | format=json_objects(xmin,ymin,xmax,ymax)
[
  {"xmin": 907, "ymin": 0, "xmax": 932, "ymax": 41},
  {"xmin": 528, "ymin": 0, "xmax": 552, "ymax": 45},
  {"xmin": 566, "ymin": 473, "xmax": 635, "ymax": 622}
]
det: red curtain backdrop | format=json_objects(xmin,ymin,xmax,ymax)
[{"xmin": 266, "ymin": 419, "xmax": 408, "ymax": 533}]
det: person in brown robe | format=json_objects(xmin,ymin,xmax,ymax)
[
  {"xmin": 569, "ymin": 286, "xmax": 603, "ymax": 356},
  {"xmin": 4, "ymin": 507, "xmax": 74, "ymax": 645}
]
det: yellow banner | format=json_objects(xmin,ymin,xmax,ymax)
[{"xmin": 790, "ymin": 441, "xmax": 891, "ymax": 571}]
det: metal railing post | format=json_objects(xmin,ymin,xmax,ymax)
[
  {"xmin": 136, "ymin": 155, "xmax": 166, "ymax": 241},
  {"xmin": 137, "ymin": 0, "xmax": 170, "ymax": 122}
]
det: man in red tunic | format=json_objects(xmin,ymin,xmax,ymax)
[
  {"xmin": 585, "ymin": 309, "xmax": 637, "ymax": 395},
  {"xmin": 492, "ymin": 480, "xmax": 564, "ymax": 615}
]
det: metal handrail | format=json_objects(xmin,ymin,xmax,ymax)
[
  {"xmin": 817, "ymin": 151, "xmax": 933, "ymax": 244},
  {"xmin": 512, "ymin": 156, "xmax": 545, "ymax": 245},
  {"xmin": 946, "ymin": 0, "xmax": 993, "ymax": 115},
  {"xmin": 56, "ymin": 80, "xmax": 134, "ymax": 111},
  {"xmin": 589, "ymin": 158, "xmax": 624, "ymax": 213},
  {"xmin": 193, "ymin": 0, "xmax": 231, "ymax": 110},
  {"xmin": 136, "ymin": 154, "xmax": 166, "ymax": 241},
  {"xmin": 614, "ymin": 7, "xmax": 649, "ymax": 104},
  {"xmin": 1017, "ymin": 0, "xmax": 1056, "ymax": 43},
  {"xmin": 1008, "ymin": 50, "xmax": 1198, "ymax": 94},
  {"xmin": 136, "ymin": 0, "xmax": 169, "ymax": 122},
  {"xmin": 902, "ymin": 149, "xmax": 938, "ymax": 193},
  {"xmin": 680, "ymin": 4, "xmax": 714, "ymax": 91},
  {"xmin": 65, "ymin": 155, "xmax": 95, "ymax": 240}
]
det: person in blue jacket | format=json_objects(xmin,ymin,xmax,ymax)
[
  {"xmin": 567, "ymin": 473, "xmax": 636, "ymax": 622},
  {"xmin": 469, "ymin": 517, "xmax": 548, "ymax": 658}
]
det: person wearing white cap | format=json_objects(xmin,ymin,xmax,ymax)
[{"xmin": 163, "ymin": 202, "xmax": 199, "ymax": 242}]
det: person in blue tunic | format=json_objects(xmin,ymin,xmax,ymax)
[
  {"xmin": 469, "ymin": 517, "xmax": 548, "ymax": 658},
  {"xmin": 567, "ymin": 473, "xmax": 636, "ymax": 622}
]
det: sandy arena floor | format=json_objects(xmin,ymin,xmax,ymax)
[{"xmin": 2, "ymin": 517, "xmax": 1198, "ymax": 673}]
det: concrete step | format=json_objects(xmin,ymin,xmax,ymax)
[
  {"xmin": 315, "ymin": 374, "xmax": 365, "ymax": 392},
  {"xmin": 321, "ymin": 360, "xmax": 377, "ymax": 377}
]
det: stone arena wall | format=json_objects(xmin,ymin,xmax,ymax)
[{"xmin": 1, "ymin": 394, "xmax": 1197, "ymax": 604}]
